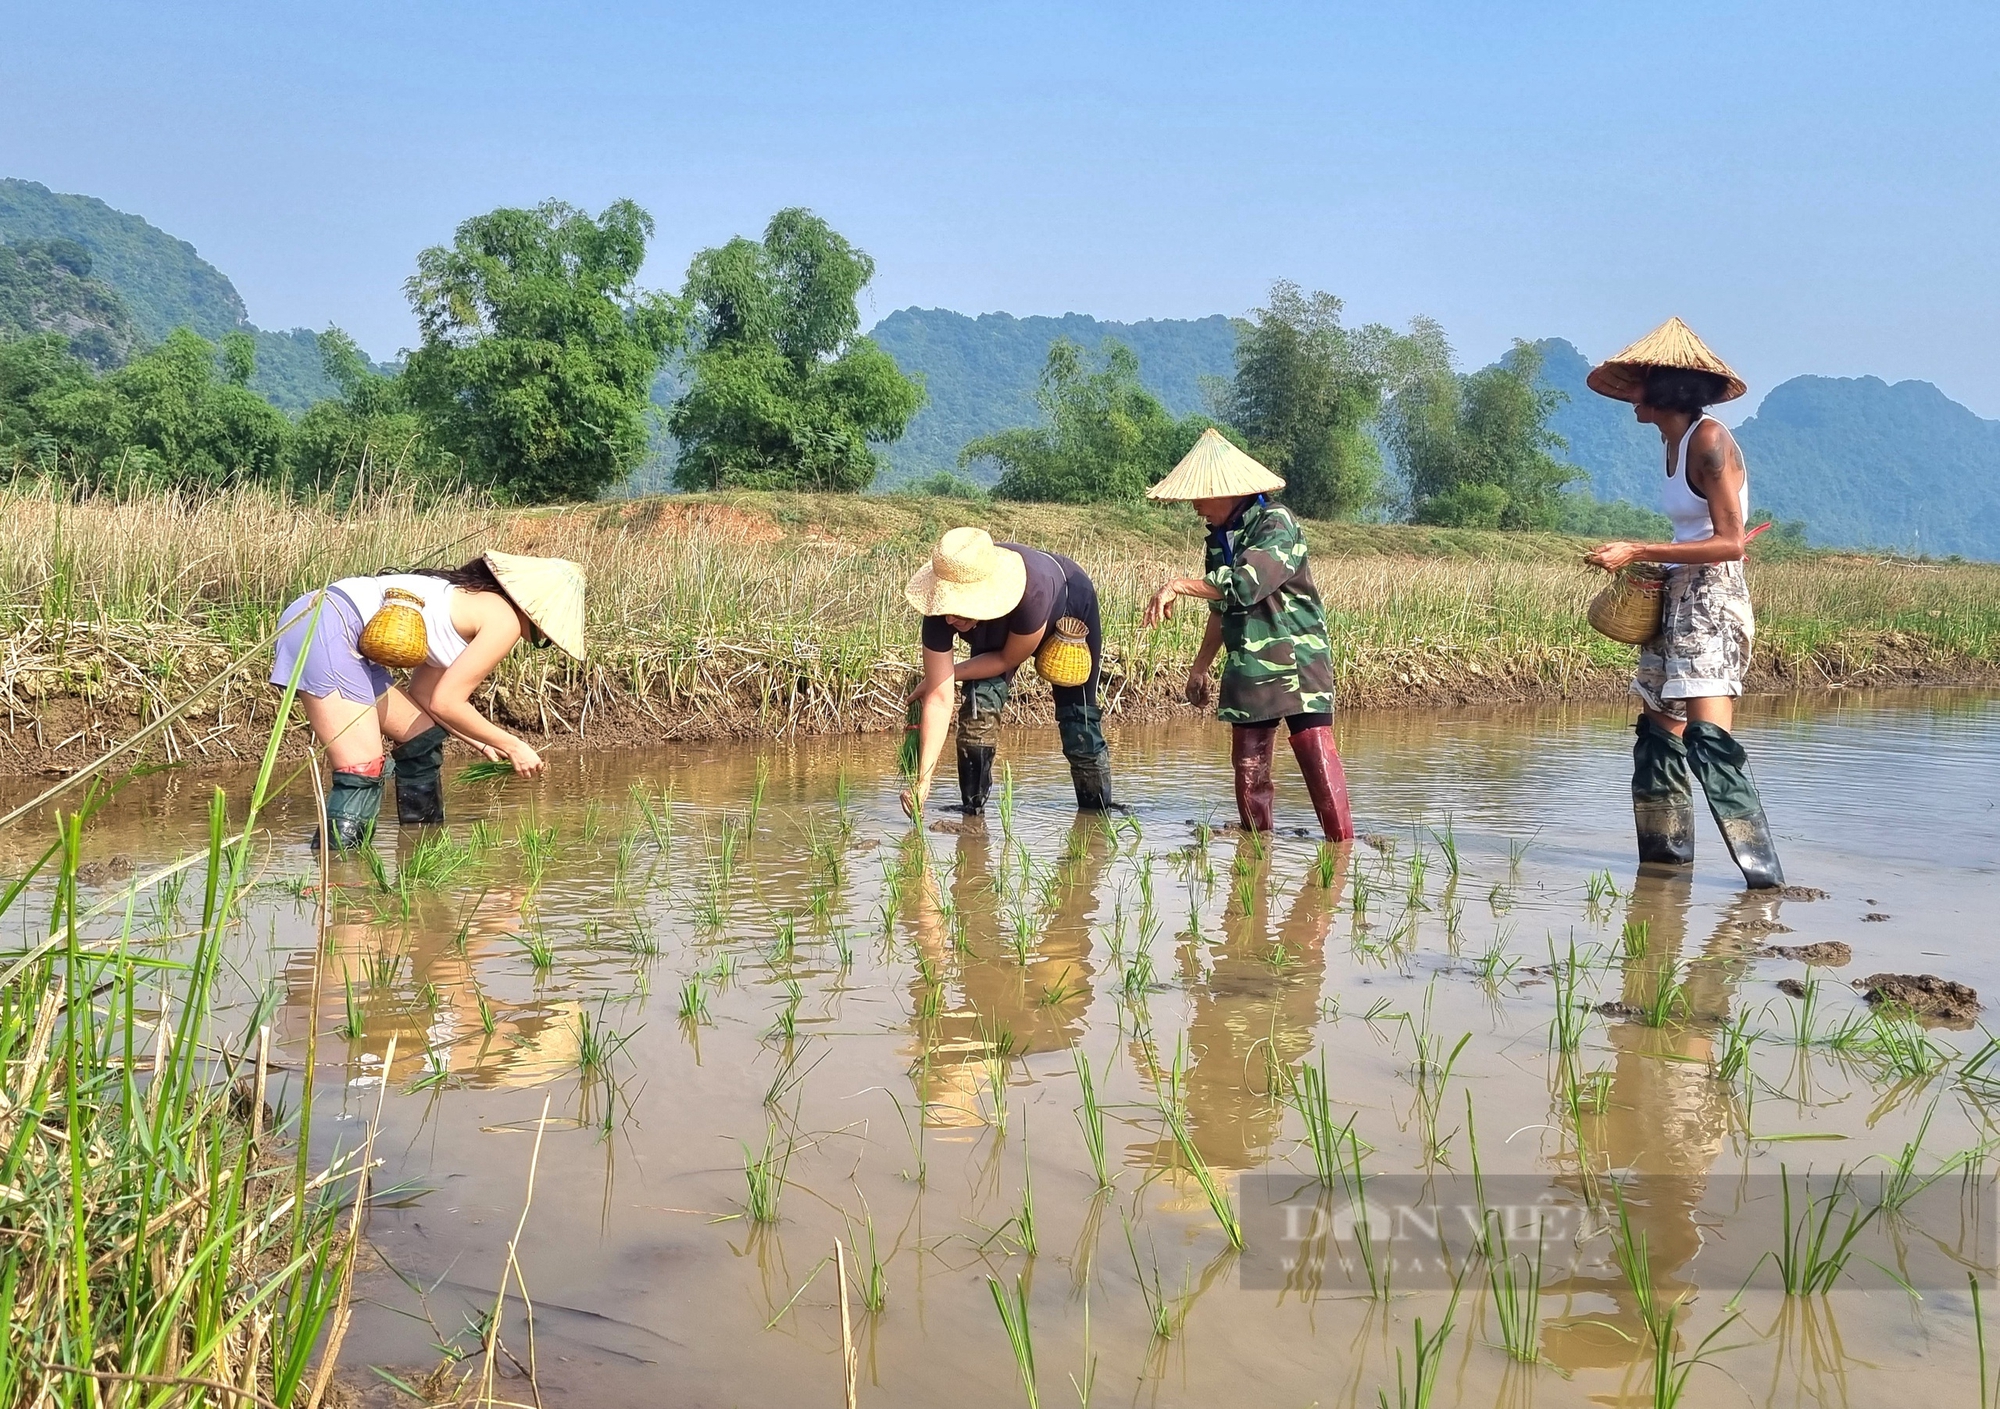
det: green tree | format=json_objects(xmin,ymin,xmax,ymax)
[
  {"xmin": 1224, "ymin": 281, "xmax": 1451, "ymax": 520},
  {"xmin": 1, "ymin": 328, "xmax": 289, "ymax": 491},
  {"xmin": 402, "ymin": 199, "xmax": 681, "ymax": 503},
  {"xmin": 669, "ymin": 208, "xmax": 923, "ymax": 492},
  {"xmin": 963, "ymin": 339, "xmax": 1225, "ymax": 503},
  {"xmin": 1387, "ymin": 341, "xmax": 1578, "ymax": 530},
  {"xmin": 287, "ymin": 329, "xmax": 463, "ymax": 501}
]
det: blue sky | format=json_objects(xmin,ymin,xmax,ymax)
[{"xmin": 7, "ymin": 1, "xmax": 1998, "ymax": 414}]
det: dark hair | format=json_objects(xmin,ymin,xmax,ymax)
[
  {"xmin": 377, "ymin": 557, "xmax": 505, "ymax": 594},
  {"xmin": 1640, "ymin": 367, "xmax": 1729, "ymax": 414}
]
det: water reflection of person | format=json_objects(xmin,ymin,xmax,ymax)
[
  {"xmin": 904, "ymin": 819, "xmax": 1109, "ymax": 1128},
  {"xmin": 1540, "ymin": 871, "xmax": 1766, "ymax": 1373},
  {"xmin": 1175, "ymin": 835, "xmax": 1344, "ymax": 1171},
  {"xmin": 276, "ymin": 889, "xmax": 579, "ymax": 1091}
]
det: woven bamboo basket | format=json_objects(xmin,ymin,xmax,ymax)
[
  {"xmin": 1587, "ymin": 565, "xmax": 1668, "ymax": 645},
  {"xmin": 1034, "ymin": 617, "xmax": 1093, "ymax": 687},
  {"xmin": 357, "ymin": 588, "xmax": 430, "ymax": 668}
]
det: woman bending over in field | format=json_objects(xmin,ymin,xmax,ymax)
[{"xmin": 269, "ymin": 552, "xmax": 586, "ymax": 848}]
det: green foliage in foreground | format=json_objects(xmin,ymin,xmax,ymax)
[
  {"xmin": 670, "ymin": 208, "xmax": 924, "ymax": 493},
  {"xmin": 962, "ymin": 338, "xmax": 1226, "ymax": 503},
  {"xmin": 404, "ymin": 199, "xmax": 682, "ymax": 503}
]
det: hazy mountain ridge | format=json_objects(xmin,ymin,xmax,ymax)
[{"xmin": 0, "ymin": 179, "xmax": 352, "ymax": 411}]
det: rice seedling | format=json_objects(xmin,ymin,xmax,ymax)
[
  {"xmin": 1584, "ymin": 869, "xmax": 1620, "ymax": 907},
  {"xmin": 833, "ymin": 926, "xmax": 856, "ymax": 968},
  {"xmin": 1286, "ymin": 1051, "xmax": 1357, "ymax": 1187},
  {"xmin": 1641, "ymin": 960, "xmax": 1690, "ymax": 1028},
  {"xmin": 518, "ymin": 926, "xmax": 556, "ymax": 973},
  {"xmin": 337, "ymin": 964, "xmax": 366, "ymax": 1038},
  {"xmin": 987, "ymin": 1273, "xmax": 1040, "ymax": 1409},
  {"xmin": 456, "ymin": 758, "xmax": 517, "ymax": 784},
  {"xmin": 1161, "ymin": 1053, "xmax": 1242, "ymax": 1249},
  {"xmin": 716, "ymin": 816, "xmax": 744, "ymax": 883},
  {"xmin": 996, "ymin": 763, "xmax": 1018, "ymax": 834},
  {"xmin": 580, "ymin": 799, "xmax": 605, "ymax": 845},
  {"xmin": 1609, "ymin": 1193, "xmax": 1742, "ymax": 1407},
  {"xmin": 633, "ymin": 784, "xmax": 675, "ymax": 850},
  {"xmin": 1038, "ymin": 965, "xmax": 1082, "ymax": 1009},
  {"xmin": 1783, "ymin": 976, "xmax": 1823, "ymax": 1048},
  {"xmin": 770, "ymin": 910, "xmax": 797, "ymax": 963},
  {"xmin": 1376, "ymin": 1277, "xmax": 1463, "ymax": 1409},
  {"xmin": 624, "ymin": 912, "xmax": 660, "ymax": 958},
  {"xmin": 1473, "ymin": 934, "xmax": 1518, "ymax": 986},
  {"xmin": 770, "ymin": 979, "xmax": 804, "ymax": 1042},
  {"xmin": 1123, "ymin": 1217, "xmax": 1192, "ymax": 1340},
  {"xmin": 1972, "ymin": 1273, "xmax": 2000, "ymax": 1409},
  {"xmin": 1311, "ymin": 842, "xmax": 1342, "ymax": 888},
  {"xmin": 749, "ymin": 755, "xmax": 770, "ymax": 827},
  {"xmin": 477, "ymin": 988, "xmax": 498, "ymax": 1034},
  {"xmin": 1404, "ymin": 850, "xmax": 1430, "ymax": 912},
  {"xmin": 1074, "ymin": 1047, "xmax": 1111, "ymax": 1188},
  {"xmin": 741, "ymin": 1123, "xmax": 793, "ymax": 1223},
  {"xmin": 1549, "ymin": 938, "xmax": 1587, "ymax": 1054},
  {"xmin": 678, "ymin": 973, "xmax": 711, "ymax": 1022},
  {"xmin": 1429, "ymin": 815, "xmax": 1462, "ymax": 877},
  {"xmin": 469, "ymin": 817, "xmax": 499, "ymax": 851},
  {"xmin": 695, "ymin": 878, "xmax": 725, "ymax": 930},
  {"xmin": 1762, "ymin": 1165, "xmax": 1880, "ymax": 1294},
  {"xmin": 1621, "ymin": 918, "xmax": 1650, "ymax": 961},
  {"xmin": 572, "ymin": 1002, "xmax": 636, "ymax": 1076}
]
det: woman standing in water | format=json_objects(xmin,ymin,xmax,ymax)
[
  {"xmin": 270, "ymin": 553, "xmax": 586, "ymax": 847},
  {"xmin": 1584, "ymin": 318, "xmax": 1783, "ymax": 888},
  {"xmin": 1140, "ymin": 430, "xmax": 1354, "ymax": 841},
  {"xmin": 901, "ymin": 526, "xmax": 1115, "ymax": 817}
]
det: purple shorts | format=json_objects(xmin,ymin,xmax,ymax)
[{"xmin": 269, "ymin": 589, "xmax": 393, "ymax": 703}]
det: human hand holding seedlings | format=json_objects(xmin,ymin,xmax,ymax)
[
  {"xmin": 504, "ymin": 737, "xmax": 545, "ymax": 778},
  {"xmin": 1586, "ymin": 540, "xmax": 1642, "ymax": 572}
]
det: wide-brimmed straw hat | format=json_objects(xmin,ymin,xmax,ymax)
[
  {"xmin": 1586, "ymin": 316, "xmax": 1747, "ymax": 404},
  {"xmin": 903, "ymin": 527, "xmax": 1027, "ymax": 620},
  {"xmin": 1145, "ymin": 428, "xmax": 1286, "ymax": 501},
  {"xmin": 484, "ymin": 551, "xmax": 587, "ymax": 661}
]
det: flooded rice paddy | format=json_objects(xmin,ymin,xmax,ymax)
[{"xmin": 14, "ymin": 689, "xmax": 2000, "ymax": 1407}]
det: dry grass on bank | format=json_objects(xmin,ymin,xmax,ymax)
[{"xmin": 0, "ymin": 483, "xmax": 1995, "ymax": 771}]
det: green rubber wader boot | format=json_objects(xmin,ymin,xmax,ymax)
[
  {"xmin": 316, "ymin": 764, "xmax": 386, "ymax": 851},
  {"xmin": 955, "ymin": 679, "xmax": 1008, "ymax": 814},
  {"xmin": 392, "ymin": 724, "xmax": 449, "ymax": 826},
  {"xmin": 1055, "ymin": 700, "xmax": 1115, "ymax": 811},
  {"xmin": 1684, "ymin": 720, "xmax": 1785, "ymax": 889},
  {"xmin": 1632, "ymin": 716, "xmax": 1695, "ymax": 865}
]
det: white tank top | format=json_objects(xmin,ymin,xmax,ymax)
[
  {"xmin": 1662, "ymin": 413, "xmax": 1751, "ymax": 546},
  {"xmin": 332, "ymin": 574, "xmax": 470, "ymax": 669}
]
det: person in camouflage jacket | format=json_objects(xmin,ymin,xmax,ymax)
[{"xmin": 1141, "ymin": 430, "xmax": 1355, "ymax": 841}]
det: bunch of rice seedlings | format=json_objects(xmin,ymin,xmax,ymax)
[
  {"xmin": 1285, "ymin": 1052, "xmax": 1356, "ymax": 1187},
  {"xmin": 741, "ymin": 1124, "xmax": 793, "ymax": 1223},
  {"xmin": 1766, "ymin": 1166, "xmax": 1880, "ymax": 1294},
  {"xmin": 1161, "ymin": 1052, "xmax": 1242, "ymax": 1249},
  {"xmin": 456, "ymin": 758, "xmax": 517, "ymax": 784},
  {"xmin": 678, "ymin": 973, "xmax": 711, "ymax": 1022},
  {"xmin": 1122, "ymin": 1217, "xmax": 1192, "ymax": 1340},
  {"xmin": 1609, "ymin": 1194, "xmax": 1741, "ymax": 1406},
  {"xmin": 1375, "ymin": 1278, "xmax": 1463, "ymax": 1409},
  {"xmin": 1641, "ymin": 961, "xmax": 1690, "ymax": 1028},
  {"xmin": 1074, "ymin": 1048, "xmax": 1111, "ymax": 1188},
  {"xmin": 986, "ymin": 1274, "xmax": 1039, "ymax": 1409},
  {"xmin": 1429, "ymin": 816, "xmax": 1462, "ymax": 877},
  {"xmin": 572, "ymin": 1002, "xmax": 636, "ymax": 1076},
  {"xmin": 1486, "ymin": 1222, "xmax": 1546, "ymax": 1365}
]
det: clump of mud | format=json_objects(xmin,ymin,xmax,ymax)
[
  {"xmin": 1757, "ymin": 941, "xmax": 1853, "ymax": 967},
  {"xmin": 1852, "ymin": 972, "xmax": 1980, "ymax": 1024},
  {"xmin": 1778, "ymin": 885, "xmax": 1831, "ymax": 901},
  {"xmin": 1777, "ymin": 978, "xmax": 1810, "ymax": 998},
  {"xmin": 1862, "ymin": 911, "xmax": 1892, "ymax": 922}
]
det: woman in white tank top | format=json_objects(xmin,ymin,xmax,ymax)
[
  {"xmin": 269, "ymin": 552, "xmax": 586, "ymax": 849},
  {"xmin": 1584, "ymin": 320, "xmax": 1783, "ymax": 889}
]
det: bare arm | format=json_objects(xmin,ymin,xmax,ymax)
[
  {"xmin": 901, "ymin": 645, "xmax": 959, "ymax": 817},
  {"xmin": 955, "ymin": 628, "xmax": 1044, "ymax": 682},
  {"xmin": 1140, "ymin": 577, "xmax": 1223, "ymax": 626},
  {"xmin": 408, "ymin": 598, "xmax": 542, "ymax": 775},
  {"xmin": 1588, "ymin": 423, "xmax": 1749, "ymax": 571}
]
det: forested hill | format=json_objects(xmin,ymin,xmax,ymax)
[
  {"xmin": 866, "ymin": 308, "xmax": 1237, "ymax": 482},
  {"xmin": 0, "ymin": 179, "xmax": 348, "ymax": 410},
  {"xmin": 1523, "ymin": 337, "xmax": 2000, "ymax": 559}
]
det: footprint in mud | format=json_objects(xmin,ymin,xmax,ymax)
[{"xmin": 1862, "ymin": 912, "xmax": 1891, "ymax": 922}]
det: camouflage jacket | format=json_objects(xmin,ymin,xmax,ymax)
[{"xmin": 1204, "ymin": 499, "xmax": 1335, "ymax": 724}]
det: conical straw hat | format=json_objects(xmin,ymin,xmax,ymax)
[
  {"xmin": 483, "ymin": 551, "xmax": 587, "ymax": 661},
  {"xmin": 1586, "ymin": 316, "xmax": 1746, "ymax": 404},
  {"xmin": 1145, "ymin": 428, "xmax": 1286, "ymax": 502},
  {"xmin": 903, "ymin": 527, "xmax": 1028, "ymax": 620}
]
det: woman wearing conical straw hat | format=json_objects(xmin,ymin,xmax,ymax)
[
  {"xmin": 268, "ymin": 553, "xmax": 586, "ymax": 849},
  {"xmin": 1584, "ymin": 317, "xmax": 1782, "ymax": 888},
  {"xmin": 1139, "ymin": 430, "xmax": 1354, "ymax": 841},
  {"xmin": 901, "ymin": 528, "xmax": 1114, "ymax": 818}
]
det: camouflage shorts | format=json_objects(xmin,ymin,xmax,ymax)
[{"xmin": 1632, "ymin": 561, "xmax": 1755, "ymax": 718}]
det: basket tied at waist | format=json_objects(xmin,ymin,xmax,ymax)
[
  {"xmin": 1587, "ymin": 565, "xmax": 1668, "ymax": 645},
  {"xmin": 1034, "ymin": 616, "xmax": 1093, "ymax": 687},
  {"xmin": 357, "ymin": 587, "xmax": 430, "ymax": 668}
]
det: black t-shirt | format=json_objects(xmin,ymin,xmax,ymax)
[{"xmin": 921, "ymin": 544, "xmax": 1070, "ymax": 666}]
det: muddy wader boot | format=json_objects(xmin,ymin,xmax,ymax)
[
  {"xmin": 1632, "ymin": 716, "xmax": 1695, "ymax": 865},
  {"xmin": 315, "ymin": 758, "xmax": 388, "ymax": 852},
  {"xmin": 1288, "ymin": 725, "xmax": 1356, "ymax": 843},
  {"xmin": 1232, "ymin": 724, "xmax": 1278, "ymax": 831},
  {"xmin": 1055, "ymin": 699, "xmax": 1116, "ymax": 811},
  {"xmin": 392, "ymin": 724, "xmax": 449, "ymax": 827},
  {"xmin": 954, "ymin": 679, "xmax": 1009, "ymax": 814},
  {"xmin": 1684, "ymin": 720, "xmax": 1784, "ymax": 890}
]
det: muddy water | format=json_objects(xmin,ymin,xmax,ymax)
[{"xmin": 18, "ymin": 690, "xmax": 2000, "ymax": 1407}]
